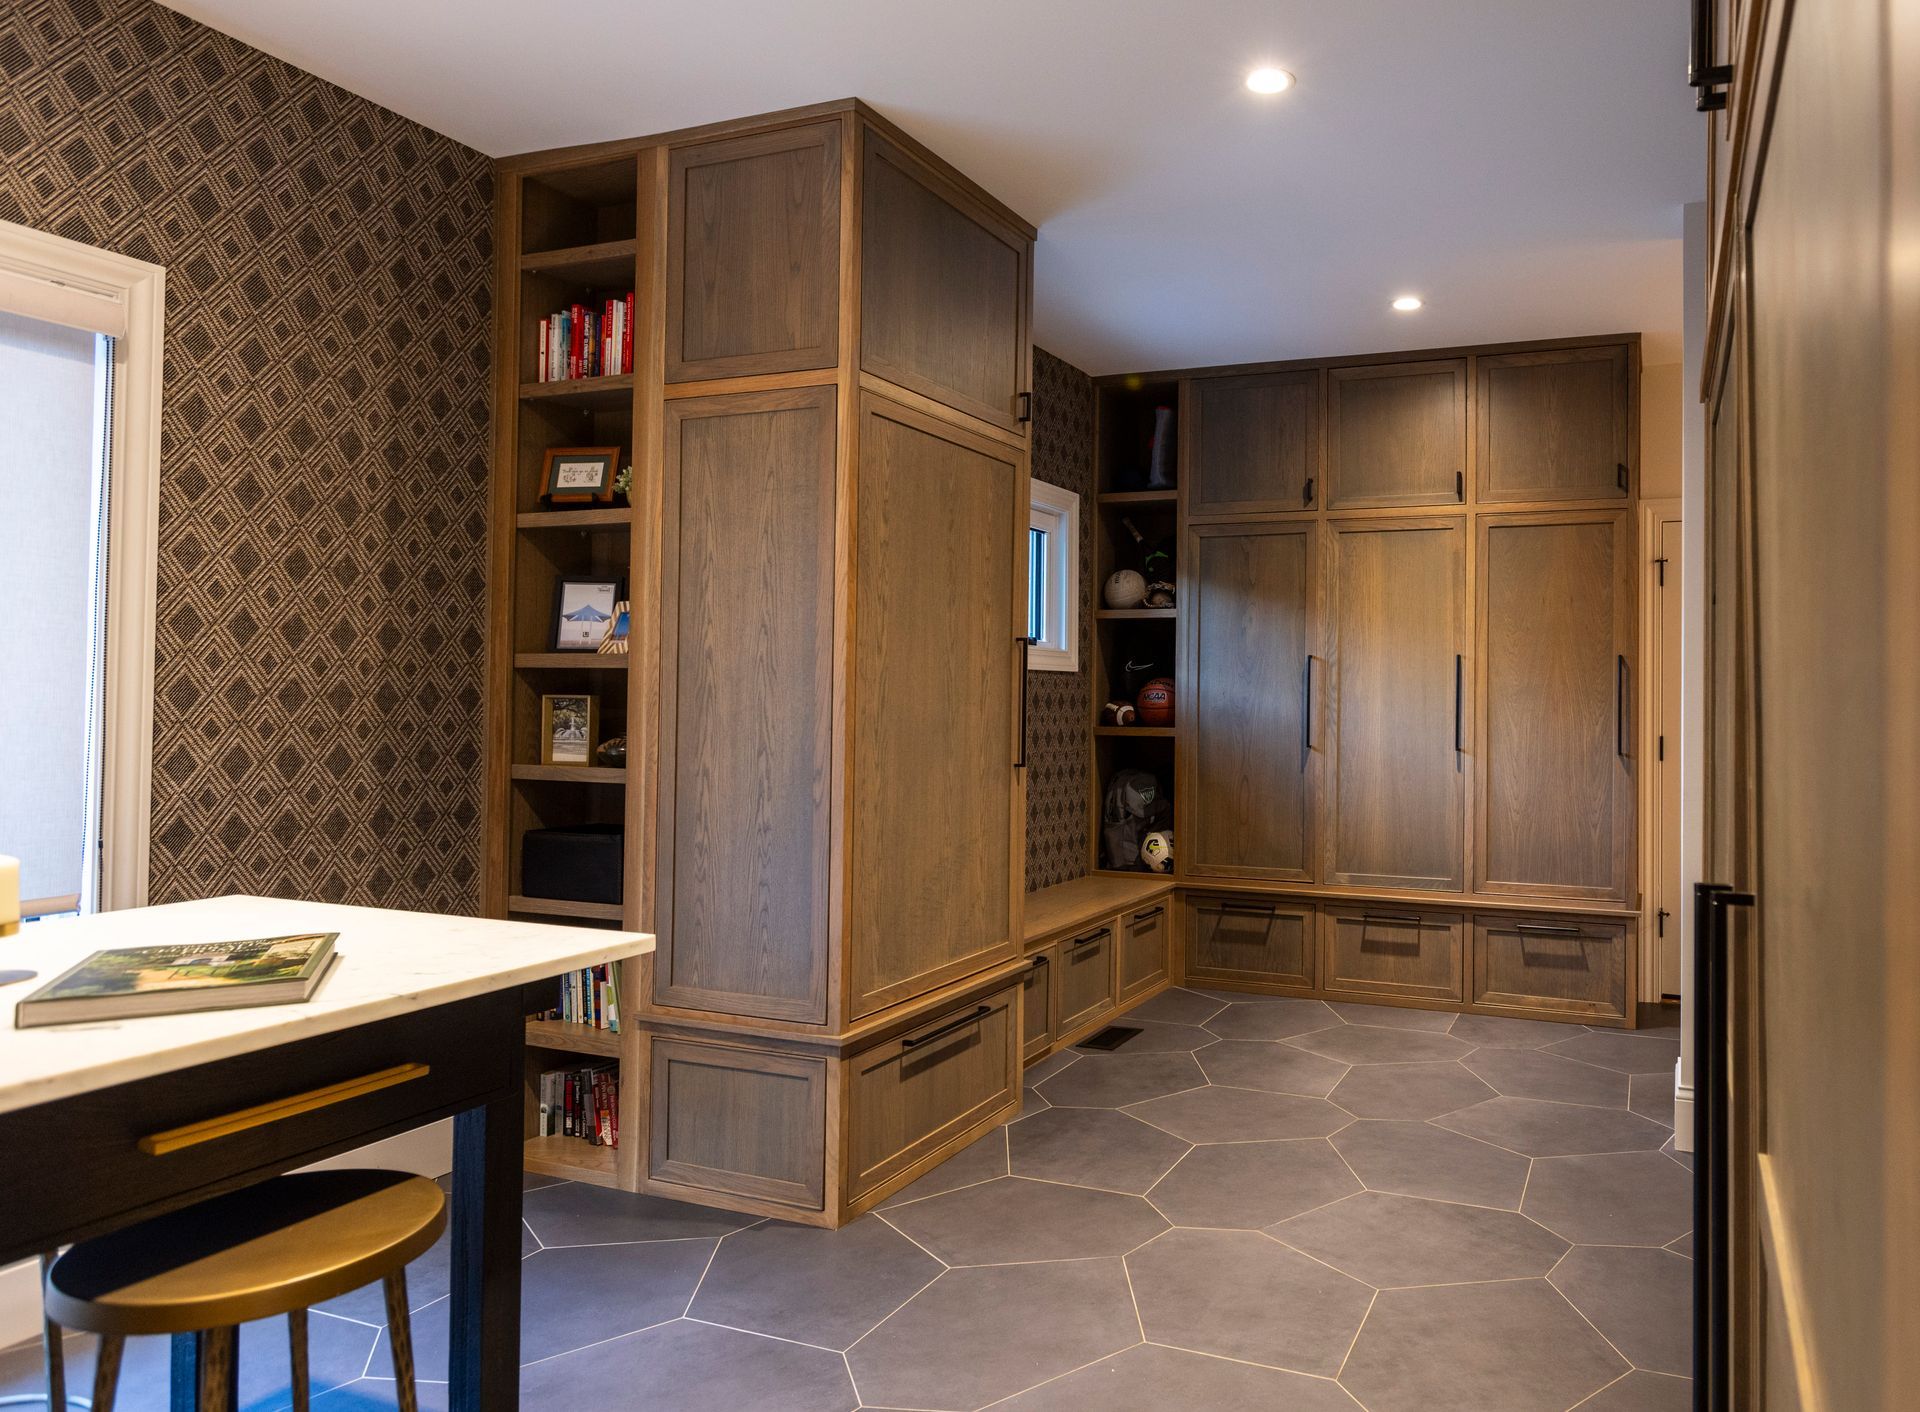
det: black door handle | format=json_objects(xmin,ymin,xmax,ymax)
[
  {"xmin": 1304, "ymin": 654, "xmax": 1315, "ymax": 751},
  {"xmin": 1302, "ymin": 476, "xmax": 1315, "ymax": 508},
  {"xmin": 1693, "ymin": 882, "xmax": 1754, "ymax": 1412},
  {"xmin": 1617, "ymin": 655, "xmax": 1630, "ymax": 758},
  {"xmin": 1015, "ymin": 635, "xmax": 1033, "ymax": 768},
  {"xmin": 1454, "ymin": 653, "xmax": 1463, "ymax": 752},
  {"xmin": 1688, "ymin": 0, "xmax": 1731, "ymax": 110}
]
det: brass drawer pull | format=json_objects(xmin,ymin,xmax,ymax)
[
  {"xmin": 901, "ymin": 1005, "xmax": 991, "ymax": 1051},
  {"xmin": 138, "ymin": 1063, "xmax": 432, "ymax": 1156}
]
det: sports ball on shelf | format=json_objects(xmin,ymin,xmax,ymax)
[
  {"xmin": 1100, "ymin": 700, "xmax": 1138, "ymax": 727},
  {"xmin": 1143, "ymin": 579, "xmax": 1176, "ymax": 608},
  {"xmin": 1103, "ymin": 569, "xmax": 1147, "ymax": 609},
  {"xmin": 1136, "ymin": 677, "xmax": 1175, "ymax": 726},
  {"xmin": 1140, "ymin": 830, "xmax": 1173, "ymax": 873}
]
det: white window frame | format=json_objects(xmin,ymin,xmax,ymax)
[
  {"xmin": 1027, "ymin": 477, "xmax": 1080, "ymax": 673},
  {"xmin": 0, "ymin": 218, "xmax": 165, "ymax": 912}
]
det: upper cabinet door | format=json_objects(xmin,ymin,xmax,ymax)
[
  {"xmin": 1326, "ymin": 360, "xmax": 1467, "ymax": 508},
  {"xmin": 1478, "ymin": 344, "xmax": 1633, "ymax": 502},
  {"xmin": 1475, "ymin": 511, "xmax": 1634, "ymax": 901},
  {"xmin": 666, "ymin": 122, "xmax": 842, "ymax": 383},
  {"xmin": 860, "ymin": 132, "xmax": 1032, "ymax": 434},
  {"xmin": 1183, "ymin": 522, "xmax": 1318, "ymax": 881},
  {"xmin": 1186, "ymin": 370, "xmax": 1322, "ymax": 516}
]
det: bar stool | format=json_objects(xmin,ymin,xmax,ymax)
[{"xmin": 42, "ymin": 1170, "xmax": 444, "ymax": 1412}]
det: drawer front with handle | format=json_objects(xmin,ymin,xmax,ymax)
[
  {"xmin": 1186, "ymin": 897, "xmax": 1317, "ymax": 989},
  {"xmin": 1471, "ymin": 915, "xmax": 1631, "ymax": 1022},
  {"xmin": 1117, "ymin": 904, "xmax": 1171, "ymax": 1004},
  {"xmin": 1020, "ymin": 946, "xmax": 1058, "ymax": 1064},
  {"xmin": 1055, "ymin": 926, "xmax": 1116, "ymax": 1036},
  {"xmin": 1321, "ymin": 909, "xmax": 1466, "ymax": 1003}
]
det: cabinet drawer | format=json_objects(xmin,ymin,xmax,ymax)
[
  {"xmin": 1472, "ymin": 916, "xmax": 1631, "ymax": 1023},
  {"xmin": 845, "ymin": 985, "xmax": 1019, "ymax": 1201},
  {"xmin": 1055, "ymin": 926, "xmax": 1117, "ymax": 1036},
  {"xmin": 1117, "ymin": 903, "xmax": 1171, "ymax": 1004},
  {"xmin": 648, "ymin": 1035, "xmax": 828, "ymax": 1211},
  {"xmin": 1186, "ymin": 897, "xmax": 1316, "ymax": 990},
  {"xmin": 1021, "ymin": 947, "xmax": 1058, "ymax": 1064},
  {"xmin": 1322, "ymin": 909, "xmax": 1465, "ymax": 1003}
]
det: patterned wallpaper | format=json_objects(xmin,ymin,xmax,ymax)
[
  {"xmin": 0, "ymin": 0, "xmax": 493, "ymax": 910},
  {"xmin": 1025, "ymin": 347, "xmax": 1095, "ymax": 891}
]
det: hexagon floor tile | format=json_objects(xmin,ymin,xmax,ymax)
[
  {"xmin": 521, "ymin": 1181, "xmax": 756, "ymax": 1246},
  {"xmin": 880, "ymin": 1176, "xmax": 1167, "ymax": 1265},
  {"xmin": 1437, "ymin": 1096, "xmax": 1672, "ymax": 1156},
  {"xmin": 1074, "ymin": 1019, "xmax": 1219, "ymax": 1053},
  {"xmin": 1032, "ymin": 1051, "xmax": 1207, "ymax": 1108},
  {"xmin": 990, "ymin": 1342, "xmax": 1361, "ymax": 1411},
  {"xmin": 1464, "ymin": 1046, "xmax": 1633, "ymax": 1108},
  {"xmin": 1147, "ymin": 1138, "xmax": 1360, "ymax": 1229},
  {"xmin": 1571, "ymin": 1370, "xmax": 1694, "ymax": 1411},
  {"xmin": 1551, "ymin": 1245, "xmax": 1693, "ymax": 1375},
  {"xmin": 1327, "ymin": 1000, "xmax": 1458, "ymax": 1032},
  {"xmin": 1202, "ymin": 998, "xmax": 1343, "ymax": 1041},
  {"xmin": 877, "ymin": 1126, "xmax": 1008, "ymax": 1209},
  {"xmin": 519, "ymin": 1319, "xmax": 857, "ymax": 1412},
  {"xmin": 1547, "ymin": 1030, "xmax": 1683, "ymax": 1074},
  {"xmin": 1272, "ymin": 1190, "xmax": 1568, "ymax": 1288},
  {"xmin": 1328, "ymin": 1060, "xmax": 1498, "ymax": 1120},
  {"xmin": 1007, "ymin": 1105, "xmax": 1190, "ymax": 1194},
  {"xmin": 1124, "ymin": 986, "xmax": 1228, "ymax": 1026},
  {"xmin": 1125, "ymin": 1084, "xmax": 1350, "ymax": 1143},
  {"xmin": 1289, "ymin": 1023, "xmax": 1473, "ymax": 1065},
  {"xmin": 1195, "ymin": 1039, "xmax": 1350, "ymax": 1097},
  {"xmin": 688, "ymin": 1215, "xmax": 941, "ymax": 1349},
  {"xmin": 1331, "ymin": 1118, "xmax": 1531, "ymax": 1209},
  {"xmin": 1523, "ymin": 1150, "xmax": 1694, "ymax": 1246},
  {"xmin": 1449, "ymin": 1012, "xmax": 1576, "ymax": 1048}
]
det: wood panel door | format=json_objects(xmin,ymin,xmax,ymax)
[
  {"xmin": 655, "ymin": 386, "xmax": 837, "ymax": 1022},
  {"xmin": 1055, "ymin": 926, "xmax": 1116, "ymax": 1037},
  {"xmin": 1325, "ymin": 360, "xmax": 1467, "ymax": 507},
  {"xmin": 1469, "ymin": 915, "xmax": 1630, "ymax": 1024},
  {"xmin": 1324, "ymin": 519, "xmax": 1465, "ymax": 891},
  {"xmin": 1183, "ymin": 522, "xmax": 1318, "ymax": 881},
  {"xmin": 665, "ymin": 122, "xmax": 841, "ymax": 383},
  {"xmin": 848, "ymin": 394, "xmax": 1024, "ymax": 1017},
  {"xmin": 860, "ymin": 131, "xmax": 1030, "ymax": 433},
  {"xmin": 1185, "ymin": 370, "xmax": 1321, "ymax": 516},
  {"xmin": 1475, "ymin": 511, "xmax": 1634, "ymax": 901},
  {"xmin": 1321, "ymin": 909, "xmax": 1465, "ymax": 1003},
  {"xmin": 1117, "ymin": 902, "xmax": 1170, "ymax": 1004},
  {"xmin": 1185, "ymin": 898, "xmax": 1316, "ymax": 989},
  {"xmin": 1478, "ymin": 345, "xmax": 1633, "ymax": 503}
]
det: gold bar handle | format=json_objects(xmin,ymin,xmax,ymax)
[{"xmin": 138, "ymin": 1063, "xmax": 431, "ymax": 1156}]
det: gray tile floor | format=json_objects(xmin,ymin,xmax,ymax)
[{"xmin": 1, "ymin": 994, "xmax": 1693, "ymax": 1411}]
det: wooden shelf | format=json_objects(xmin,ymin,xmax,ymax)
[
  {"xmin": 525, "ymin": 1018, "xmax": 622, "ymax": 1057},
  {"xmin": 519, "ymin": 238, "xmax": 639, "ymax": 286},
  {"xmin": 516, "ymin": 506, "xmax": 632, "ymax": 531},
  {"xmin": 513, "ymin": 653, "xmax": 630, "ymax": 672},
  {"xmin": 1095, "ymin": 725, "xmax": 1176, "ymax": 738},
  {"xmin": 518, "ymin": 374, "xmax": 635, "ymax": 410},
  {"xmin": 511, "ymin": 764, "xmax": 627, "ymax": 785},
  {"xmin": 1098, "ymin": 489, "xmax": 1177, "ymax": 506},
  {"xmin": 522, "ymin": 1135, "xmax": 618, "ymax": 1187},
  {"xmin": 1097, "ymin": 608, "xmax": 1176, "ymax": 620},
  {"xmin": 508, "ymin": 895, "xmax": 624, "ymax": 922}
]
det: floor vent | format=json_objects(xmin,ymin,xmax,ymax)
[{"xmin": 1078, "ymin": 1025, "xmax": 1143, "ymax": 1052}]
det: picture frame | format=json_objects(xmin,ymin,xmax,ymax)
[
  {"xmin": 551, "ymin": 577, "xmax": 623, "ymax": 652},
  {"xmin": 540, "ymin": 694, "xmax": 598, "ymax": 766},
  {"xmin": 596, "ymin": 599, "xmax": 631, "ymax": 656},
  {"xmin": 539, "ymin": 446, "xmax": 621, "ymax": 505}
]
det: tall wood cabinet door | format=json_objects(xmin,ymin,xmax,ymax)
[
  {"xmin": 1324, "ymin": 519, "xmax": 1465, "ymax": 890},
  {"xmin": 1184, "ymin": 522, "xmax": 1318, "ymax": 881},
  {"xmin": 665, "ymin": 122, "xmax": 842, "ymax": 383},
  {"xmin": 1326, "ymin": 360, "xmax": 1467, "ymax": 508},
  {"xmin": 1478, "ymin": 345, "xmax": 1633, "ymax": 503},
  {"xmin": 655, "ymin": 387, "xmax": 839, "ymax": 1022},
  {"xmin": 860, "ymin": 131, "xmax": 1031, "ymax": 434},
  {"xmin": 849, "ymin": 394, "xmax": 1024, "ymax": 1017},
  {"xmin": 1185, "ymin": 371, "xmax": 1321, "ymax": 516},
  {"xmin": 1475, "ymin": 511, "xmax": 1634, "ymax": 901}
]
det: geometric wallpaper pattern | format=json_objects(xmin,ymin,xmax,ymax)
[{"xmin": 0, "ymin": 0, "xmax": 494, "ymax": 911}]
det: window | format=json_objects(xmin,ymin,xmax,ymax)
[{"xmin": 1027, "ymin": 478, "xmax": 1079, "ymax": 672}]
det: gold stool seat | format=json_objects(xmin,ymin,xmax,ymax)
[{"xmin": 45, "ymin": 1170, "xmax": 445, "ymax": 1412}]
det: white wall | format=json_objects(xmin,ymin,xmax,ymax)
[{"xmin": 1675, "ymin": 198, "xmax": 1710, "ymax": 1148}]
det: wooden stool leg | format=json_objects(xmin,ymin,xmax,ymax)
[
  {"xmin": 197, "ymin": 1327, "xmax": 237, "ymax": 1412},
  {"xmin": 382, "ymin": 1271, "xmax": 418, "ymax": 1412},
  {"xmin": 87, "ymin": 1333, "xmax": 123, "ymax": 1412},
  {"xmin": 38, "ymin": 1252, "xmax": 66, "ymax": 1411},
  {"xmin": 287, "ymin": 1307, "xmax": 310, "ymax": 1412}
]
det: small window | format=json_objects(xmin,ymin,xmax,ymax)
[{"xmin": 1027, "ymin": 478, "xmax": 1079, "ymax": 672}]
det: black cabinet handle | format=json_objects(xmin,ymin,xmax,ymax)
[
  {"xmin": 1516, "ymin": 922, "xmax": 1584, "ymax": 937},
  {"xmin": 1455, "ymin": 470, "xmax": 1464, "ymax": 501},
  {"xmin": 1220, "ymin": 901, "xmax": 1278, "ymax": 917},
  {"xmin": 1017, "ymin": 391, "xmax": 1033, "ymax": 424},
  {"xmin": 1304, "ymin": 655, "xmax": 1315, "ymax": 751},
  {"xmin": 1362, "ymin": 912, "xmax": 1422, "ymax": 926},
  {"xmin": 902, "ymin": 1003, "xmax": 992, "ymax": 1050},
  {"xmin": 1688, "ymin": 0, "xmax": 1731, "ymax": 110},
  {"xmin": 1302, "ymin": 476, "xmax": 1315, "ymax": 507},
  {"xmin": 1454, "ymin": 654, "xmax": 1464, "ymax": 752},
  {"xmin": 1132, "ymin": 906, "xmax": 1165, "ymax": 923},
  {"xmin": 1015, "ymin": 635, "xmax": 1033, "ymax": 768},
  {"xmin": 1617, "ymin": 655, "xmax": 1630, "ymax": 757},
  {"xmin": 1071, "ymin": 928, "xmax": 1109, "ymax": 949},
  {"xmin": 1030, "ymin": 953, "xmax": 1049, "ymax": 970}
]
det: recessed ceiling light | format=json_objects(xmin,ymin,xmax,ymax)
[
  {"xmin": 1246, "ymin": 67, "xmax": 1295, "ymax": 95},
  {"xmin": 1391, "ymin": 295, "xmax": 1424, "ymax": 312}
]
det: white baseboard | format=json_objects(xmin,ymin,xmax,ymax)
[
  {"xmin": 0, "ymin": 1120, "xmax": 453, "ymax": 1352},
  {"xmin": 1673, "ymin": 1057, "xmax": 1695, "ymax": 1151}
]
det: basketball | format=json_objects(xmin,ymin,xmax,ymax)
[{"xmin": 1136, "ymin": 677, "xmax": 1174, "ymax": 726}]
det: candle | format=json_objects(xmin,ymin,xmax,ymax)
[{"xmin": 0, "ymin": 855, "xmax": 19, "ymax": 937}]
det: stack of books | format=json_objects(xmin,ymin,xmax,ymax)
[
  {"xmin": 537, "ymin": 294, "xmax": 634, "ymax": 382},
  {"xmin": 536, "ymin": 1062, "xmax": 618, "ymax": 1146},
  {"xmin": 538, "ymin": 963, "xmax": 620, "ymax": 1032}
]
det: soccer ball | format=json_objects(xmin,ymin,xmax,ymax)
[{"xmin": 1140, "ymin": 830, "xmax": 1173, "ymax": 872}]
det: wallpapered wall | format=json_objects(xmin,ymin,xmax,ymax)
[
  {"xmin": 1025, "ymin": 347, "xmax": 1095, "ymax": 891},
  {"xmin": 0, "ymin": 0, "xmax": 494, "ymax": 911}
]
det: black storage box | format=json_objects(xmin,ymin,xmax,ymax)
[{"xmin": 520, "ymin": 824, "xmax": 623, "ymax": 905}]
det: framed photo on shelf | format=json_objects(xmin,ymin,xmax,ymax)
[
  {"xmin": 551, "ymin": 577, "xmax": 623, "ymax": 651},
  {"xmin": 539, "ymin": 446, "xmax": 620, "ymax": 505},
  {"xmin": 596, "ymin": 600, "xmax": 631, "ymax": 656},
  {"xmin": 540, "ymin": 694, "xmax": 599, "ymax": 766}
]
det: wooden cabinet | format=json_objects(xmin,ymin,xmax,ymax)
[
  {"xmin": 860, "ymin": 131, "xmax": 1031, "ymax": 433},
  {"xmin": 1117, "ymin": 903, "xmax": 1170, "ymax": 1004},
  {"xmin": 1478, "ymin": 345, "xmax": 1632, "ymax": 502},
  {"xmin": 666, "ymin": 122, "xmax": 841, "ymax": 382},
  {"xmin": 1186, "ymin": 897, "xmax": 1316, "ymax": 990},
  {"xmin": 1470, "ymin": 915, "xmax": 1631, "ymax": 1024},
  {"xmin": 655, "ymin": 386, "xmax": 838, "ymax": 1022},
  {"xmin": 1055, "ymin": 926, "xmax": 1116, "ymax": 1037},
  {"xmin": 1184, "ymin": 522, "xmax": 1317, "ymax": 881},
  {"xmin": 1185, "ymin": 370, "xmax": 1321, "ymax": 516},
  {"xmin": 1020, "ymin": 949, "xmax": 1057, "ymax": 1064},
  {"xmin": 1326, "ymin": 360, "xmax": 1466, "ymax": 507},
  {"xmin": 1324, "ymin": 519, "xmax": 1465, "ymax": 891},
  {"xmin": 1476, "ymin": 511, "xmax": 1634, "ymax": 901},
  {"xmin": 1321, "ymin": 909, "xmax": 1465, "ymax": 1004},
  {"xmin": 646, "ymin": 1036, "xmax": 828, "ymax": 1212},
  {"xmin": 848, "ymin": 395, "xmax": 1025, "ymax": 1016}
]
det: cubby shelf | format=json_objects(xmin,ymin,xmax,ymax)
[
  {"xmin": 513, "ymin": 653, "xmax": 630, "ymax": 672},
  {"xmin": 1097, "ymin": 608, "xmax": 1176, "ymax": 621},
  {"xmin": 1094, "ymin": 725, "xmax": 1176, "ymax": 738},
  {"xmin": 522, "ymin": 1134, "xmax": 618, "ymax": 1188},
  {"xmin": 518, "ymin": 374, "xmax": 635, "ymax": 410},
  {"xmin": 508, "ymin": 895, "xmax": 624, "ymax": 922},
  {"xmin": 1097, "ymin": 489, "xmax": 1178, "ymax": 506},
  {"xmin": 516, "ymin": 507, "xmax": 633, "ymax": 531},
  {"xmin": 519, "ymin": 238, "xmax": 639, "ymax": 286},
  {"xmin": 525, "ymin": 1018, "xmax": 622, "ymax": 1057},
  {"xmin": 510, "ymin": 764, "xmax": 626, "ymax": 785}
]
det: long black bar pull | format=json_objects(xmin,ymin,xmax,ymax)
[
  {"xmin": 1454, "ymin": 654, "xmax": 1464, "ymax": 751},
  {"xmin": 1694, "ymin": 882, "xmax": 1755, "ymax": 1412},
  {"xmin": 1015, "ymin": 635, "xmax": 1033, "ymax": 768},
  {"xmin": 1617, "ymin": 656, "xmax": 1630, "ymax": 757},
  {"xmin": 1689, "ymin": 0, "xmax": 1732, "ymax": 109}
]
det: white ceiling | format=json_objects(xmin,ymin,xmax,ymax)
[{"xmin": 163, "ymin": 0, "xmax": 1700, "ymax": 374}]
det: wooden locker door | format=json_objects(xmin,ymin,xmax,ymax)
[
  {"xmin": 1185, "ymin": 370, "xmax": 1321, "ymax": 516},
  {"xmin": 1325, "ymin": 360, "xmax": 1468, "ymax": 508},
  {"xmin": 848, "ymin": 393, "xmax": 1024, "ymax": 1017},
  {"xmin": 1324, "ymin": 518, "xmax": 1465, "ymax": 891},
  {"xmin": 1183, "ymin": 522, "xmax": 1318, "ymax": 881},
  {"xmin": 1478, "ymin": 345, "xmax": 1633, "ymax": 503},
  {"xmin": 1474, "ymin": 510, "xmax": 1633, "ymax": 901}
]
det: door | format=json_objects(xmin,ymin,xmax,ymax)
[
  {"xmin": 1185, "ymin": 897, "xmax": 1315, "ymax": 989},
  {"xmin": 1478, "ymin": 344, "xmax": 1632, "ymax": 502},
  {"xmin": 848, "ymin": 393, "xmax": 1025, "ymax": 1017},
  {"xmin": 1184, "ymin": 370, "xmax": 1321, "ymax": 516},
  {"xmin": 1644, "ymin": 505, "xmax": 1685, "ymax": 996},
  {"xmin": 1183, "ymin": 522, "xmax": 1317, "ymax": 881},
  {"xmin": 1324, "ymin": 518, "xmax": 1465, "ymax": 891},
  {"xmin": 1325, "ymin": 359, "xmax": 1467, "ymax": 507},
  {"xmin": 1475, "ymin": 511, "xmax": 1633, "ymax": 901}
]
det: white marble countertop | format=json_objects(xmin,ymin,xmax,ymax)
[{"xmin": 0, "ymin": 895, "xmax": 652, "ymax": 1116}]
